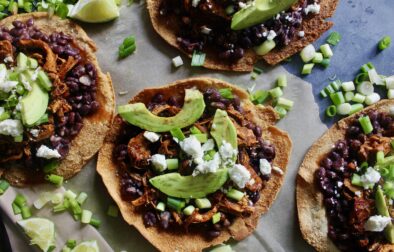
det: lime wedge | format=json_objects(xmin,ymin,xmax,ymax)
[
  {"xmin": 69, "ymin": 0, "xmax": 119, "ymax": 23},
  {"xmin": 71, "ymin": 241, "xmax": 99, "ymax": 252},
  {"xmin": 17, "ymin": 218, "xmax": 55, "ymax": 252}
]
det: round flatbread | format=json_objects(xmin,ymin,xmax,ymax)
[
  {"xmin": 97, "ymin": 77, "xmax": 292, "ymax": 252},
  {"xmin": 0, "ymin": 13, "xmax": 115, "ymax": 187},
  {"xmin": 147, "ymin": 0, "xmax": 339, "ymax": 72},
  {"xmin": 297, "ymin": 100, "xmax": 394, "ymax": 252}
]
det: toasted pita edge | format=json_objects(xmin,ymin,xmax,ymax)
[
  {"xmin": 296, "ymin": 100, "xmax": 394, "ymax": 252},
  {"xmin": 0, "ymin": 13, "xmax": 115, "ymax": 187},
  {"xmin": 97, "ymin": 77, "xmax": 292, "ymax": 252},
  {"xmin": 146, "ymin": 0, "xmax": 338, "ymax": 72}
]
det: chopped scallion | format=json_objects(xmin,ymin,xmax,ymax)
[
  {"xmin": 212, "ymin": 212, "xmax": 221, "ymax": 224},
  {"xmin": 76, "ymin": 192, "xmax": 88, "ymax": 205},
  {"xmin": 46, "ymin": 174, "xmax": 63, "ymax": 186},
  {"xmin": 337, "ymin": 103, "xmax": 351, "ymax": 115},
  {"xmin": 250, "ymin": 90, "xmax": 269, "ymax": 104},
  {"xmin": 378, "ymin": 36, "xmax": 391, "ymax": 51},
  {"xmin": 301, "ymin": 63, "xmax": 314, "ymax": 75},
  {"xmin": 359, "ymin": 116, "xmax": 373, "ymax": 134},
  {"xmin": 155, "ymin": 202, "xmax": 165, "ymax": 212},
  {"xmin": 344, "ymin": 91, "xmax": 354, "ymax": 102},
  {"xmin": 66, "ymin": 240, "xmax": 77, "ymax": 249},
  {"xmin": 89, "ymin": 218, "xmax": 101, "ymax": 228},
  {"xmin": 269, "ymin": 87, "xmax": 283, "ymax": 98},
  {"xmin": 170, "ymin": 128, "xmax": 185, "ymax": 141},
  {"xmin": 0, "ymin": 180, "xmax": 9, "ymax": 195},
  {"xmin": 276, "ymin": 74, "xmax": 287, "ymax": 88},
  {"xmin": 191, "ymin": 51, "xmax": 206, "ymax": 67},
  {"xmin": 276, "ymin": 97, "xmax": 294, "ymax": 110},
  {"xmin": 326, "ymin": 105, "xmax": 337, "ymax": 117},
  {"xmin": 166, "ymin": 158, "xmax": 179, "ymax": 170},
  {"xmin": 21, "ymin": 206, "xmax": 31, "ymax": 219},
  {"xmin": 219, "ymin": 88, "xmax": 233, "ymax": 99},
  {"xmin": 352, "ymin": 93, "xmax": 366, "ymax": 103},
  {"xmin": 329, "ymin": 92, "xmax": 345, "ymax": 106},
  {"xmin": 320, "ymin": 44, "xmax": 333, "ymax": 58},
  {"xmin": 81, "ymin": 209, "xmax": 93, "ymax": 224},
  {"xmin": 326, "ymin": 31, "xmax": 341, "ymax": 46}
]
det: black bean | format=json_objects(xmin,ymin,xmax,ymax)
[
  {"xmin": 143, "ymin": 212, "xmax": 157, "ymax": 227},
  {"xmin": 207, "ymin": 230, "xmax": 221, "ymax": 239},
  {"xmin": 159, "ymin": 211, "xmax": 171, "ymax": 229}
]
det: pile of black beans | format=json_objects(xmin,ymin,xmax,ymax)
[
  {"xmin": 316, "ymin": 111, "xmax": 393, "ymax": 250},
  {"xmin": 0, "ymin": 19, "xmax": 99, "ymax": 158},
  {"xmin": 159, "ymin": 0, "xmax": 318, "ymax": 60}
]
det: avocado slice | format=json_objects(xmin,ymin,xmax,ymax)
[
  {"xmin": 21, "ymin": 82, "xmax": 49, "ymax": 126},
  {"xmin": 375, "ymin": 187, "xmax": 394, "ymax": 243},
  {"xmin": 118, "ymin": 89, "xmax": 205, "ymax": 133},
  {"xmin": 149, "ymin": 169, "xmax": 228, "ymax": 199},
  {"xmin": 231, "ymin": 0, "xmax": 297, "ymax": 30},
  {"xmin": 210, "ymin": 109, "xmax": 237, "ymax": 148}
]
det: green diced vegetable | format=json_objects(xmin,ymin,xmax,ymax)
[
  {"xmin": 194, "ymin": 133, "xmax": 208, "ymax": 143},
  {"xmin": 377, "ymin": 151, "xmax": 385, "ymax": 164},
  {"xmin": 276, "ymin": 74, "xmax": 287, "ymax": 88},
  {"xmin": 352, "ymin": 93, "xmax": 366, "ymax": 103},
  {"xmin": 324, "ymin": 85, "xmax": 335, "ymax": 94},
  {"xmin": 359, "ymin": 116, "xmax": 373, "ymax": 134},
  {"xmin": 330, "ymin": 80, "xmax": 342, "ymax": 91},
  {"xmin": 330, "ymin": 92, "xmax": 345, "ymax": 106},
  {"xmin": 81, "ymin": 209, "xmax": 93, "ymax": 224},
  {"xmin": 269, "ymin": 87, "xmax": 283, "ymax": 98},
  {"xmin": 89, "ymin": 218, "xmax": 101, "ymax": 228},
  {"xmin": 37, "ymin": 71, "xmax": 52, "ymax": 91},
  {"xmin": 378, "ymin": 36, "xmax": 391, "ymax": 51},
  {"xmin": 226, "ymin": 188, "xmax": 244, "ymax": 201},
  {"xmin": 167, "ymin": 197, "xmax": 185, "ymax": 212},
  {"xmin": 276, "ymin": 97, "xmax": 294, "ymax": 110},
  {"xmin": 320, "ymin": 89, "xmax": 327, "ymax": 98},
  {"xmin": 43, "ymin": 160, "xmax": 59, "ymax": 173},
  {"xmin": 320, "ymin": 58, "xmax": 330, "ymax": 68},
  {"xmin": 183, "ymin": 205, "xmax": 195, "ymax": 216},
  {"xmin": 320, "ymin": 44, "xmax": 333, "ymax": 58},
  {"xmin": 0, "ymin": 179, "xmax": 9, "ymax": 195},
  {"xmin": 212, "ymin": 212, "xmax": 221, "ymax": 224},
  {"xmin": 65, "ymin": 190, "xmax": 77, "ymax": 200},
  {"xmin": 195, "ymin": 198, "xmax": 211, "ymax": 209},
  {"xmin": 360, "ymin": 62, "xmax": 375, "ymax": 73},
  {"xmin": 191, "ymin": 51, "xmax": 206, "ymax": 66},
  {"xmin": 349, "ymin": 103, "xmax": 364, "ymax": 114},
  {"xmin": 254, "ymin": 40, "xmax": 276, "ymax": 56},
  {"xmin": 250, "ymin": 90, "xmax": 269, "ymax": 104},
  {"xmin": 14, "ymin": 194, "xmax": 27, "ymax": 208},
  {"xmin": 300, "ymin": 44, "xmax": 316, "ymax": 63},
  {"xmin": 21, "ymin": 206, "xmax": 31, "ymax": 219},
  {"xmin": 355, "ymin": 72, "xmax": 369, "ymax": 85},
  {"xmin": 326, "ymin": 31, "xmax": 341, "ymax": 46},
  {"xmin": 66, "ymin": 240, "xmax": 77, "ymax": 249},
  {"xmin": 69, "ymin": 198, "xmax": 82, "ymax": 215},
  {"xmin": 326, "ymin": 105, "xmax": 337, "ymax": 117},
  {"xmin": 190, "ymin": 126, "xmax": 202, "ymax": 135},
  {"xmin": 342, "ymin": 81, "xmax": 355, "ymax": 92},
  {"xmin": 344, "ymin": 91, "xmax": 354, "ymax": 102},
  {"xmin": 170, "ymin": 128, "xmax": 185, "ymax": 141},
  {"xmin": 274, "ymin": 106, "xmax": 287, "ymax": 119},
  {"xmin": 337, "ymin": 103, "xmax": 351, "ymax": 115},
  {"xmin": 301, "ymin": 63, "xmax": 314, "ymax": 75},
  {"xmin": 219, "ymin": 88, "xmax": 233, "ymax": 99},
  {"xmin": 45, "ymin": 174, "xmax": 63, "ymax": 186},
  {"xmin": 155, "ymin": 202, "xmax": 165, "ymax": 212},
  {"xmin": 17, "ymin": 53, "xmax": 28, "ymax": 70},
  {"xmin": 76, "ymin": 192, "xmax": 88, "ymax": 205},
  {"xmin": 12, "ymin": 202, "xmax": 21, "ymax": 215},
  {"xmin": 253, "ymin": 66, "xmax": 263, "ymax": 75},
  {"xmin": 166, "ymin": 159, "xmax": 179, "ymax": 170},
  {"xmin": 351, "ymin": 174, "xmax": 362, "ymax": 186},
  {"xmin": 312, "ymin": 52, "xmax": 323, "ymax": 64}
]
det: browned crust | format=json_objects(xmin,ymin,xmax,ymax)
[
  {"xmin": 97, "ymin": 77, "xmax": 292, "ymax": 252},
  {"xmin": 0, "ymin": 13, "xmax": 115, "ymax": 187},
  {"xmin": 147, "ymin": 0, "xmax": 339, "ymax": 72},
  {"xmin": 296, "ymin": 100, "xmax": 394, "ymax": 252}
]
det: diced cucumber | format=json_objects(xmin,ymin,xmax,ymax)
[
  {"xmin": 37, "ymin": 71, "xmax": 52, "ymax": 91},
  {"xmin": 166, "ymin": 159, "xmax": 179, "ymax": 171},
  {"xmin": 195, "ymin": 198, "xmax": 211, "ymax": 209},
  {"xmin": 17, "ymin": 53, "xmax": 28, "ymax": 70},
  {"xmin": 167, "ymin": 197, "xmax": 185, "ymax": 212},
  {"xmin": 212, "ymin": 212, "xmax": 221, "ymax": 224},
  {"xmin": 226, "ymin": 188, "xmax": 244, "ymax": 201},
  {"xmin": 254, "ymin": 40, "xmax": 276, "ymax": 56},
  {"xmin": 183, "ymin": 205, "xmax": 195, "ymax": 216}
]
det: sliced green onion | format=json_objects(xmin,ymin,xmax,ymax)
[
  {"xmin": 33, "ymin": 192, "xmax": 51, "ymax": 209},
  {"xmin": 378, "ymin": 36, "xmax": 391, "ymax": 51},
  {"xmin": 0, "ymin": 111, "xmax": 10, "ymax": 122},
  {"xmin": 368, "ymin": 68, "xmax": 384, "ymax": 85},
  {"xmin": 269, "ymin": 87, "xmax": 283, "ymax": 98},
  {"xmin": 330, "ymin": 80, "xmax": 342, "ymax": 91},
  {"xmin": 349, "ymin": 104, "xmax": 364, "ymax": 114},
  {"xmin": 355, "ymin": 72, "xmax": 369, "ymax": 85},
  {"xmin": 250, "ymin": 90, "xmax": 269, "ymax": 104},
  {"xmin": 21, "ymin": 206, "xmax": 32, "ymax": 219},
  {"xmin": 212, "ymin": 212, "xmax": 221, "ymax": 224},
  {"xmin": 226, "ymin": 188, "xmax": 244, "ymax": 201},
  {"xmin": 352, "ymin": 93, "xmax": 366, "ymax": 103},
  {"xmin": 37, "ymin": 71, "xmax": 52, "ymax": 91},
  {"xmin": 219, "ymin": 88, "xmax": 233, "ymax": 99},
  {"xmin": 14, "ymin": 194, "xmax": 27, "ymax": 208},
  {"xmin": 195, "ymin": 198, "xmax": 211, "ymax": 209},
  {"xmin": 51, "ymin": 192, "xmax": 63, "ymax": 205},
  {"xmin": 276, "ymin": 97, "xmax": 294, "ymax": 110},
  {"xmin": 166, "ymin": 158, "xmax": 179, "ymax": 170},
  {"xmin": 330, "ymin": 92, "xmax": 345, "ymax": 106},
  {"xmin": 381, "ymin": 167, "xmax": 389, "ymax": 177},
  {"xmin": 89, "ymin": 218, "xmax": 101, "ymax": 228},
  {"xmin": 300, "ymin": 44, "xmax": 316, "ymax": 63},
  {"xmin": 167, "ymin": 197, "xmax": 185, "ymax": 212},
  {"xmin": 320, "ymin": 44, "xmax": 333, "ymax": 58},
  {"xmin": 254, "ymin": 40, "xmax": 276, "ymax": 56},
  {"xmin": 377, "ymin": 151, "xmax": 385, "ymax": 164},
  {"xmin": 190, "ymin": 126, "xmax": 202, "ymax": 135},
  {"xmin": 66, "ymin": 240, "xmax": 77, "ymax": 249},
  {"xmin": 301, "ymin": 63, "xmax": 314, "ymax": 75},
  {"xmin": 76, "ymin": 192, "xmax": 88, "ymax": 205},
  {"xmin": 359, "ymin": 116, "xmax": 373, "ymax": 134},
  {"xmin": 320, "ymin": 89, "xmax": 328, "ymax": 98},
  {"xmin": 46, "ymin": 174, "xmax": 63, "ymax": 186},
  {"xmin": 0, "ymin": 180, "xmax": 9, "ymax": 195},
  {"xmin": 69, "ymin": 198, "xmax": 82, "ymax": 215},
  {"xmin": 365, "ymin": 93, "xmax": 381, "ymax": 105},
  {"xmin": 65, "ymin": 190, "xmax": 77, "ymax": 200},
  {"xmin": 344, "ymin": 91, "xmax": 354, "ymax": 102},
  {"xmin": 183, "ymin": 205, "xmax": 195, "ymax": 216},
  {"xmin": 170, "ymin": 128, "xmax": 185, "ymax": 141},
  {"xmin": 342, "ymin": 81, "xmax": 355, "ymax": 92},
  {"xmin": 351, "ymin": 174, "xmax": 362, "ymax": 186},
  {"xmin": 53, "ymin": 203, "xmax": 67, "ymax": 213},
  {"xmin": 388, "ymin": 89, "xmax": 394, "ymax": 99},
  {"xmin": 385, "ymin": 76, "xmax": 394, "ymax": 89},
  {"xmin": 155, "ymin": 202, "xmax": 165, "ymax": 212},
  {"xmin": 276, "ymin": 74, "xmax": 287, "ymax": 88},
  {"xmin": 253, "ymin": 66, "xmax": 264, "ymax": 75},
  {"xmin": 191, "ymin": 51, "xmax": 206, "ymax": 66},
  {"xmin": 73, "ymin": 214, "xmax": 81, "ymax": 221},
  {"xmin": 357, "ymin": 81, "xmax": 374, "ymax": 96},
  {"xmin": 81, "ymin": 209, "xmax": 93, "ymax": 224},
  {"xmin": 360, "ymin": 62, "xmax": 375, "ymax": 73},
  {"xmin": 312, "ymin": 52, "xmax": 323, "ymax": 63},
  {"xmin": 337, "ymin": 103, "xmax": 351, "ymax": 115},
  {"xmin": 320, "ymin": 58, "xmax": 330, "ymax": 68},
  {"xmin": 326, "ymin": 105, "xmax": 337, "ymax": 117},
  {"xmin": 274, "ymin": 106, "xmax": 287, "ymax": 119},
  {"xmin": 324, "ymin": 85, "xmax": 335, "ymax": 94},
  {"xmin": 43, "ymin": 160, "xmax": 59, "ymax": 173},
  {"xmin": 12, "ymin": 202, "xmax": 21, "ymax": 215},
  {"xmin": 326, "ymin": 31, "xmax": 341, "ymax": 46},
  {"xmin": 14, "ymin": 135, "xmax": 23, "ymax": 143}
]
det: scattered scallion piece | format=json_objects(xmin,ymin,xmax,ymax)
[
  {"xmin": 219, "ymin": 88, "xmax": 233, "ymax": 99},
  {"xmin": 253, "ymin": 66, "xmax": 264, "ymax": 75},
  {"xmin": 341, "ymin": 81, "xmax": 355, "ymax": 92},
  {"xmin": 330, "ymin": 92, "xmax": 345, "ymax": 106},
  {"xmin": 365, "ymin": 93, "xmax": 381, "ymax": 105},
  {"xmin": 378, "ymin": 36, "xmax": 391, "ymax": 51},
  {"xmin": 274, "ymin": 106, "xmax": 287, "ymax": 119},
  {"xmin": 269, "ymin": 87, "xmax": 283, "ymax": 98},
  {"xmin": 12, "ymin": 202, "xmax": 21, "ymax": 215},
  {"xmin": 155, "ymin": 202, "xmax": 165, "ymax": 212},
  {"xmin": 172, "ymin": 56, "xmax": 183, "ymax": 68},
  {"xmin": 320, "ymin": 58, "xmax": 330, "ymax": 68},
  {"xmin": 326, "ymin": 105, "xmax": 337, "ymax": 117},
  {"xmin": 357, "ymin": 81, "xmax": 374, "ymax": 96},
  {"xmin": 191, "ymin": 51, "xmax": 206, "ymax": 67},
  {"xmin": 183, "ymin": 205, "xmax": 195, "ymax": 216},
  {"xmin": 0, "ymin": 180, "xmax": 9, "ymax": 195},
  {"xmin": 337, "ymin": 103, "xmax": 351, "ymax": 115},
  {"xmin": 65, "ymin": 190, "xmax": 77, "ymax": 200},
  {"xmin": 76, "ymin": 192, "xmax": 88, "ymax": 205},
  {"xmin": 89, "ymin": 218, "xmax": 101, "ymax": 228},
  {"xmin": 320, "ymin": 89, "xmax": 328, "ymax": 98},
  {"xmin": 312, "ymin": 52, "xmax": 323, "ymax": 64},
  {"xmin": 43, "ymin": 160, "xmax": 59, "ymax": 174},
  {"xmin": 276, "ymin": 97, "xmax": 294, "ymax": 110},
  {"xmin": 14, "ymin": 194, "xmax": 27, "ymax": 208},
  {"xmin": 300, "ymin": 44, "xmax": 316, "ymax": 63},
  {"xmin": 66, "ymin": 240, "xmax": 77, "ymax": 249},
  {"xmin": 46, "ymin": 174, "xmax": 63, "ymax": 186},
  {"xmin": 360, "ymin": 62, "xmax": 375, "ymax": 73},
  {"xmin": 21, "ymin": 206, "xmax": 31, "ymax": 219},
  {"xmin": 301, "ymin": 63, "xmax": 314, "ymax": 75},
  {"xmin": 118, "ymin": 36, "xmax": 136, "ymax": 59},
  {"xmin": 170, "ymin": 128, "xmax": 185, "ymax": 141},
  {"xmin": 166, "ymin": 158, "xmax": 179, "ymax": 170},
  {"xmin": 355, "ymin": 72, "xmax": 369, "ymax": 85},
  {"xmin": 212, "ymin": 212, "xmax": 221, "ymax": 224},
  {"xmin": 81, "ymin": 209, "xmax": 93, "ymax": 224},
  {"xmin": 320, "ymin": 44, "xmax": 333, "ymax": 58},
  {"xmin": 276, "ymin": 74, "xmax": 287, "ymax": 88},
  {"xmin": 326, "ymin": 31, "xmax": 341, "ymax": 46},
  {"xmin": 190, "ymin": 126, "xmax": 202, "ymax": 135},
  {"xmin": 344, "ymin": 92, "xmax": 354, "ymax": 102},
  {"xmin": 377, "ymin": 151, "xmax": 385, "ymax": 164},
  {"xmin": 352, "ymin": 93, "xmax": 366, "ymax": 103},
  {"xmin": 330, "ymin": 80, "xmax": 342, "ymax": 91},
  {"xmin": 359, "ymin": 116, "xmax": 373, "ymax": 134},
  {"xmin": 195, "ymin": 198, "xmax": 211, "ymax": 209},
  {"xmin": 226, "ymin": 189, "xmax": 244, "ymax": 201},
  {"xmin": 167, "ymin": 197, "xmax": 185, "ymax": 212},
  {"xmin": 250, "ymin": 90, "xmax": 269, "ymax": 104},
  {"xmin": 254, "ymin": 39, "xmax": 276, "ymax": 55}
]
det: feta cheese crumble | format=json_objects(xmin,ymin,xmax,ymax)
[
  {"xmin": 179, "ymin": 135, "xmax": 203, "ymax": 164},
  {"xmin": 0, "ymin": 119, "xmax": 23, "ymax": 137},
  {"xmin": 151, "ymin": 154, "xmax": 167, "ymax": 172},
  {"xmin": 298, "ymin": 31, "xmax": 305, "ymax": 37},
  {"xmin": 0, "ymin": 81, "xmax": 18, "ymax": 93},
  {"xmin": 201, "ymin": 26, "xmax": 212, "ymax": 35},
  {"xmin": 36, "ymin": 145, "xmax": 61, "ymax": 159},
  {"xmin": 219, "ymin": 141, "xmax": 238, "ymax": 167},
  {"xmin": 193, "ymin": 152, "xmax": 221, "ymax": 176},
  {"xmin": 360, "ymin": 167, "xmax": 381, "ymax": 189},
  {"xmin": 337, "ymin": 181, "xmax": 343, "ymax": 188},
  {"xmin": 267, "ymin": 30, "xmax": 277, "ymax": 41},
  {"xmin": 304, "ymin": 3, "xmax": 321, "ymax": 15},
  {"xmin": 30, "ymin": 129, "xmax": 40, "ymax": 138},
  {"xmin": 259, "ymin": 159, "xmax": 272, "ymax": 176},
  {"xmin": 354, "ymin": 191, "xmax": 361, "ymax": 197},
  {"xmin": 143, "ymin": 131, "xmax": 160, "ymax": 143},
  {"xmin": 229, "ymin": 164, "xmax": 251, "ymax": 189},
  {"xmin": 364, "ymin": 215, "xmax": 392, "ymax": 232},
  {"xmin": 172, "ymin": 56, "xmax": 184, "ymax": 68}
]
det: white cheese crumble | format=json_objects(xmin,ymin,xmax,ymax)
[
  {"xmin": 0, "ymin": 81, "xmax": 18, "ymax": 93},
  {"xmin": 143, "ymin": 131, "xmax": 160, "ymax": 143},
  {"xmin": 202, "ymin": 139, "xmax": 215, "ymax": 152},
  {"xmin": 364, "ymin": 215, "xmax": 392, "ymax": 232},
  {"xmin": 150, "ymin": 154, "xmax": 167, "ymax": 172},
  {"xmin": 0, "ymin": 119, "xmax": 23, "ymax": 137},
  {"xmin": 390, "ymin": 199, "xmax": 394, "ymax": 205},
  {"xmin": 360, "ymin": 167, "xmax": 381, "ymax": 189},
  {"xmin": 272, "ymin": 166, "xmax": 284, "ymax": 175},
  {"xmin": 304, "ymin": 3, "xmax": 321, "ymax": 15},
  {"xmin": 259, "ymin": 159, "xmax": 272, "ymax": 176},
  {"xmin": 337, "ymin": 181, "xmax": 343, "ymax": 188},
  {"xmin": 229, "ymin": 164, "xmax": 251, "ymax": 189},
  {"xmin": 193, "ymin": 152, "xmax": 221, "ymax": 176},
  {"xmin": 219, "ymin": 141, "xmax": 238, "ymax": 167},
  {"xmin": 267, "ymin": 30, "xmax": 277, "ymax": 41},
  {"xmin": 355, "ymin": 191, "xmax": 361, "ymax": 197},
  {"xmin": 179, "ymin": 135, "xmax": 204, "ymax": 164},
  {"xmin": 298, "ymin": 31, "xmax": 305, "ymax": 37},
  {"xmin": 30, "ymin": 129, "xmax": 40, "ymax": 138},
  {"xmin": 36, "ymin": 145, "xmax": 61, "ymax": 159},
  {"xmin": 172, "ymin": 56, "xmax": 184, "ymax": 68}
]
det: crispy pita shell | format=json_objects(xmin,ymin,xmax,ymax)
[
  {"xmin": 296, "ymin": 100, "xmax": 394, "ymax": 252},
  {"xmin": 97, "ymin": 77, "xmax": 292, "ymax": 252},
  {"xmin": 0, "ymin": 13, "xmax": 115, "ymax": 187},
  {"xmin": 147, "ymin": 0, "xmax": 338, "ymax": 72}
]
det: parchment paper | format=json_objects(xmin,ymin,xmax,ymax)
[{"xmin": 4, "ymin": 2, "xmax": 329, "ymax": 251}]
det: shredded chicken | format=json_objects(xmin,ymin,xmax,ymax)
[
  {"xmin": 58, "ymin": 56, "xmax": 79, "ymax": 80},
  {"xmin": 185, "ymin": 206, "xmax": 218, "ymax": 227},
  {"xmin": 239, "ymin": 149, "xmax": 262, "ymax": 192},
  {"xmin": 349, "ymin": 197, "xmax": 374, "ymax": 234},
  {"xmin": 0, "ymin": 40, "xmax": 13, "ymax": 63},
  {"xmin": 51, "ymin": 78, "xmax": 69, "ymax": 98},
  {"xmin": 234, "ymin": 120, "xmax": 258, "ymax": 147},
  {"xmin": 219, "ymin": 197, "xmax": 254, "ymax": 215},
  {"xmin": 18, "ymin": 39, "xmax": 57, "ymax": 73},
  {"xmin": 158, "ymin": 139, "xmax": 179, "ymax": 157},
  {"xmin": 359, "ymin": 135, "xmax": 392, "ymax": 161},
  {"xmin": 127, "ymin": 133, "xmax": 151, "ymax": 169},
  {"xmin": 33, "ymin": 124, "xmax": 55, "ymax": 142},
  {"xmin": 49, "ymin": 98, "xmax": 72, "ymax": 117}
]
